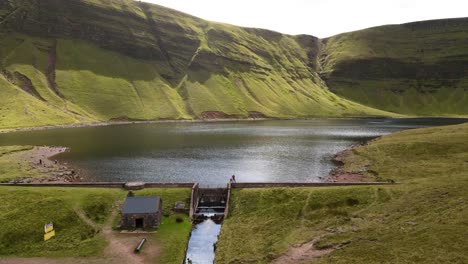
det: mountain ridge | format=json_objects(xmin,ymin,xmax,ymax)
[{"xmin": 0, "ymin": 0, "xmax": 466, "ymax": 129}]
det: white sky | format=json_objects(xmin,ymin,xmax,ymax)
[{"xmin": 139, "ymin": 0, "xmax": 467, "ymax": 38}]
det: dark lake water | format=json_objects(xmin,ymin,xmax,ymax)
[{"xmin": 0, "ymin": 118, "xmax": 465, "ymax": 186}]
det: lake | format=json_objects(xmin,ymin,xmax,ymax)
[{"xmin": 0, "ymin": 118, "xmax": 465, "ymax": 186}]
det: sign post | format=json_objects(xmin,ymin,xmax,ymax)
[{"xmin": 44, "ymin": 222, "xmax": 55, "ymax": 241}]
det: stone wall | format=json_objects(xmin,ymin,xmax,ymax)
[
  {"xmin": 231, "ymin": 182, "xmax": 396, "ymax": 188},
  {"xmin": 0, "ymin": 182, "xmax": 195, "ymax": 188},
  {"xmin": 121, "ymin": 212, "xmax": 161, "ymax": 229},
  {"xmin": 189, "ymin": 183, "xmax": 199, "ymax": 220},
  {"xmin": 121, "ymin": 199, "xmax": 163, "ymax": 229}
]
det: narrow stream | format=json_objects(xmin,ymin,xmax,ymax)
[{"xmin": 185, "ymin": 219, "xmax": 222, "ymax": 264}]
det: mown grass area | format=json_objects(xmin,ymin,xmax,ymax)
[
  {"xmin": 0, "ymin": 186, "xmax": 192, "ymax": 263},
  {"xmin": 216, "ymin": 122, "xmax": 468, "ymax": 263}
]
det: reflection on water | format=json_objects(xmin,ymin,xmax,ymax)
[
  {"xmin": 186, "ymin": 219, "xmax": 221, "ymax": 264},
  {"xmin": 0, "ymin": 118, "xmax": 465, "ymax": 186}
]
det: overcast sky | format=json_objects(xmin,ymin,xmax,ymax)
[{"xmin": 139, "ymin": 0, "xmax": 467, "ymax": 37}]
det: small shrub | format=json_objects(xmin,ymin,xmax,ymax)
[
  {"xmin": 346, "ymin": 198, "xmax": 360, "ymax": 206},
  {"xmin": 82, "ymin": 194, "xmax": 114, "ymax": 224}
]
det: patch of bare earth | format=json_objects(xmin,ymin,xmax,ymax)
[
  {"xmin": 327, "ymin": 172, "xmax": 364, "ymax": 183},
  {"xmin": 327, "ymin": 148, "xmax": 367, "ymax": 183},
  {"xmin": 0, "ymin": 206, "xmax": 160, "ymax": 264},
  {"xmin": 271, "ymin": 237, "xmax": 336, "ymax": 264},
  {"xmin": 100, "ymin": 207, "xmax": 160, "ymax": 264}
]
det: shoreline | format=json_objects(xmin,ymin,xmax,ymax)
[
  {"xmin": 0, "ymin": 118, "xmax": 275, "ymax": 134},
  {"xmin": 3, "ymin": 118, "xmax": 464, "ymax": 184},
  {"xmin": 8, "ymin": 141, "xmax": 378, "ymax": 185},
  {"xmin": 10, "ymin": 146, "xmax": 82, "ymax": 184},
  {"xmin": 2, "ymin": 116, "xmax": 466, "ymax": 134},
  {"xmin": 327, "ymin": 147, "xmax": 366, "ymax": 183},
  {"xmin": 326, "ymin": 136, "xmax": 382, "ymax": 183}
]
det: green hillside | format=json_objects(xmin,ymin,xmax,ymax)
[
  {"xmin": 0, "ymin": 0, "xmax": 467, "ymax": 129},
  {"xmin": 321, "ymin": 18, "xmax": 468, "ymax": 116}
]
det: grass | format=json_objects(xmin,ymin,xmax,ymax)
[
  {"xmin": 0, "ymin": 76, "xmax": 81, "ymax": 130},
  {"xmin": 135, "ymin": 188, "xmax": 192, "ymax": 264},
  {"xmin": 0, "ymin": 187, "xmax": 118, "ymax": 257},
  {"xmin": 55, "ymin": 38, "xmax": 191, "ymax": 121},
  {"xmin": 81, "ymin": 192, "xmax": 118, "ymax": 224},
  {"xmin": 0, "ymin": 145, "xmax": 43, "ymax": 182},
  {"xmin": 0, "ymin": 3, "xmax": 466, "ymax": 131},
  {"xmin": 0, "ymin": 1, "xmax": 465, "ymax": 124},
  {"xmin": 322, "ymin": 18, "xmax": 468, "ymax": 116},
  {"xmin": 216, "ymin": 122, "xmax": 468, "ymax": 263},
  {"xmin": 156, "ymin": 214, "xmax": 192, "ymax": 264},
  {"xmin": 0, "ymin": 186, "xmax": 192, "ymax": 263}
]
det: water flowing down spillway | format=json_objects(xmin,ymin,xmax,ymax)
[{"xmin": 185, "ymin": 219, "xmax": 222, "ymax": 264}]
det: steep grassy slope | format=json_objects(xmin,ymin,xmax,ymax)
[
  {"xmin": 216, "ymin": 122, "xmax": 468, "ymax": 263},
  {"xmin": 0, "ymin": 0, "xmax": 466, "ymax": 129},
  {"xmin": 0, "ymin": 0, "xmax": 394, "ymax": 129},
  {"xmin": 321, "ymin": 18, "xmax": 468, "ymax": 116}
]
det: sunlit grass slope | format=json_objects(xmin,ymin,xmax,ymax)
[
  {"xmin": 322, "ymin": 18, "xmax": 468, "ymax": 116},
  {"xmin": 0, "ymin": 76, "xmax": 82, "ymax": 129},
  {"xmin": 216, "ymin": 122, "xmax": 468, "ymax": 263},
  {"xmin": 2, "ymin": 1, "xmax": 467, "ymax": 129},
  {"xmin": 56, "ymin": 39, "xmax": 191, "ymax": 120},
  {"xmin": 0, "ymin": 0, "xmax": 397, "ymax": 130}
]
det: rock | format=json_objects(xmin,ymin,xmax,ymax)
[{"xmin": 125, "ymin": 182, "xmax": 145, "ymax": 190}]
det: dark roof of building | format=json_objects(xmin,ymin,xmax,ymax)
[{"xmin": 122, "ymin": 196, "xmax": 161, "ymax": 214}]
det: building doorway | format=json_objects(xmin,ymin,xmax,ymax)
[{"xmin": 135, "ymin": 218, "xmax": 143, "ymax": 228}]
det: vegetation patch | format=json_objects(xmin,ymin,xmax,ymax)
[
  {"xmin": 81, "ymin": 192, "xmax": 117, "ymax": 224},
  {"xmin": 0, "ymin": 187, "xmax": 119, "ymax": 257}
]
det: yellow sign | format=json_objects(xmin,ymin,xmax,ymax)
[
  {"xmin": 44, "ymin": 230, "xmax": 56, "ymax": 241},
  {"xmin": 44, "ymin": 223, "xmax": 54, "ymax": 233}
]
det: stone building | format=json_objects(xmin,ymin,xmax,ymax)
[{"xmin": 121, "ymin": 196, "xmax": 162, "ymax": 229}]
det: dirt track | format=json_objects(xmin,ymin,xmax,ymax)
[{"xmin": 271, "ymin": 237, "xmax": 335, "ymax": 264}]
